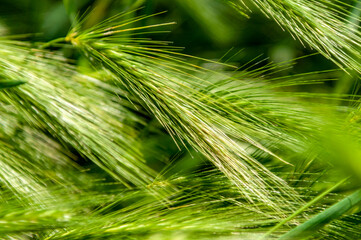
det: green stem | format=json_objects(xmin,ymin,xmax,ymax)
[
  {"xmin": 259, "ymin": 178, "xmax": 348, "ymax": 239},
  {"xmin": 39, "ymin": 37, "xmax": 66, "ymax": 49},
  {"xmin": 279, "ymin": 188, "xmax": 361, "ymax": 240}
]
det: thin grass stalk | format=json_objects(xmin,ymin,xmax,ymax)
[
  {"xmin": 260, "ymin": 177, "xmax": 348, "ymax": 239},
  {"xmin": 280, "ymin": 188, "xmax": 361, "ymax": 239}
]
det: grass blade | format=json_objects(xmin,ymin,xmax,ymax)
[
  {"xmin": 280, "ymin": 188, "xmax": 361, "ymax": 239},
  {"xmin": 0, "ymin": 79, "xmax": 25, "ymax": 89}
]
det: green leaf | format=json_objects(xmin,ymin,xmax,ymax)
[
  {"xmin": 0, "ymin": 80, "xmax": 25, "ymax": 89},
  {"xmin": 280, "ymin": 188, "xmax": 361, "ymax": 239}
]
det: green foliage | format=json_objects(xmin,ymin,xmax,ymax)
[
  {"xmin": 0, "ymin": 79, "xmax": 25, "ymax": 89},
  {"xmin": 232, "ymin": 0, "xmax": 361, "ymax": 72},
  {"xmin": 0, "ymin": 0, "xmax": 360, "ymax": 239}
]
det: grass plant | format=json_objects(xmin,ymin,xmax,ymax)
[{"xmin": 0, "ymin": 0, "xmax": 360, "ymax": 239}]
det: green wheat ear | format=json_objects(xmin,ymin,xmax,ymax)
[
  {"xmin": 232, "ymin": 0, "xmax": 361, "ymax": 73},
  {"xmin": 62, "ymin": 12, "xmax": 313, "ymax": 214}
]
